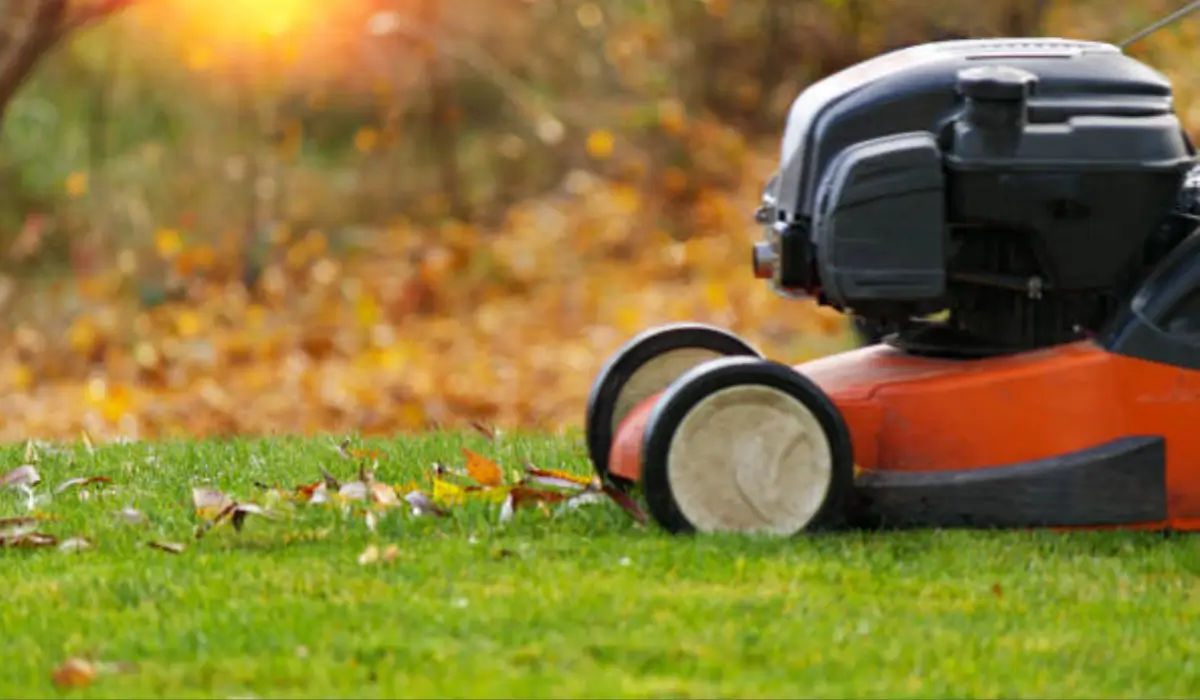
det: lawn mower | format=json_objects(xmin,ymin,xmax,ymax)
[{"xmin": 584, "ymin": 14, "xmax": 1200, "ymax": 536}]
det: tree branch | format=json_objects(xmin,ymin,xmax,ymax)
[
  {"xmin": 0, "ymin": 0, "xmax": 141, "ymax": 126},
  {"xmin": 56, "ymin": 0, "xmax": 140, "ymax": 39},
  {"xmin": 0, "ymin": 0, "xmax": 68, "ymax": 123}
]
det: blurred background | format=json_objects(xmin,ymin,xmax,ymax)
[{"xmin": 0, "ymin": 0, "xmax": 1195, "ymax": 441}]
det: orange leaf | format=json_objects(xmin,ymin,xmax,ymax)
[{"xmin": 461, "ymin": 447, "xmax": 504, "ymax": 487}]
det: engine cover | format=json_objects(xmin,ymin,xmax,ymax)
[{"xmin": 755, "ymin": 37, "xmax": 1198, "ymax": 350}]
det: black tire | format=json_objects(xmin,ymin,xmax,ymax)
[
  {"xmin": 640, "ymin": 356, "xmax": 854, "ymax": 536},
  {"xmin": 585, "ymin": 323, "xmax": 762, "ymax": 489}
]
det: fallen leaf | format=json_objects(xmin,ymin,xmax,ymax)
[
  {"xmin": 991, "ymin": 583, "xmax": 1003, "ymax": 598},
  {"xmin": 308, "ymin": 483, "xmax": 330, "ymax": 505},
  {"xmin": 230, "ymin": 503, "xmax": 272, "ymax": 532},
  {"xmin": 432, "ymin": 477, "xmax": 466, "ymax": 505},
  {"xmin": 0, "ymin": 516, "xmax": 38, "ymax": 533},
  {"xmin": 522, "ymin": 463, "xmax": 593, "ymax": 490},
  {"xmin": 1, "ymin": 530, "xmax": 58, "ymax": 548},
  {"xmin": 358, "ymin": 544, "xmax": 380, "ymax": 565},
  {"xmin": 404, "ymin": 489, "xmax": 449, "ymax": 517},
  {"xmin": 113, "ymin": 507, "xmax": 146, "ymax": 525},
  {"xmin": 58, "ymin": 537, "xmax": 91, "ymax": 552},
  {"xmin": 147, "ymin": 540, "xmax": 185, "ymax": 554},
  {"xmin": 54, "ymin": 476, "xmax": 112, "ymax": 494},
  {"xmin": 296, "ymin": 480, "xmax": 323, "ymax": 502},
  {"xmin": 499, "ymin": 492, "xmax": 514, "ymax": 523},
  {"xmin": 370, "ymin": 481, "xmax": 399, "ymax": 507},
  {"xmin": 602, "ymin": 484, "xmax": 648, "ymax": 525},
  {"xmin": 51, "ymin": 657, "xmax": 97, "ymax": 689},
  {"xmin": 564, "ymin": 488, "xmax": 607, "ymax": 510},
  {"xmin": 462, "ymin": 447, "xmax": 504, "ymax": 487},
  {"xmin": 191, "ymin": 487, "xmax": 233, "ymax": 518},
  {"xmin": 338, "ymin": 481, "xmax": 370, "ymax": 501},
  {"xmin": 1, "ymin": 464, "xmax": 40, "ymax": 488}
]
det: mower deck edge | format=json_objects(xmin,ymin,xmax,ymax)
[{"xmin": 849, "ymin": 436, "xmax": 1168, "ymax": 530}]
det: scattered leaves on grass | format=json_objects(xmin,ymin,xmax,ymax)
[
  {"xmin": 1, "ymin": 464, "xmax": 40, "ymax": 488},
  {"xmin": 146, "ymin": 540, "xmax": 186, "ymax": 554}
]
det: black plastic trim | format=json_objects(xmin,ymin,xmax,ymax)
[
  {"xmin": 585, "ymin": 324, "xmax": 762, "ymax": 490},
  {"xmin": 640, "ymin": 357, "xmax": 856, "ymax": 535},
  {"xmin": 850, "ymin": 436, "xmax": 1167, "ymax": 529},
  {"xmin": 1101, "ymin": 230, "xmax": 1200, "ymax": 370}
]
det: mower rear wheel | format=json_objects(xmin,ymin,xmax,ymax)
[
  {"xmin": 641, "ymin": 356, "xmax": 854, "ymax": 536},
  {"xmin": 586, "ymin": 323, "xmax": 761, "ymax": 490}
]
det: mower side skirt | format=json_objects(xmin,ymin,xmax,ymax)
[{"xmin": 851, "ymin": 436, "xmax": 1167, "ymax": 529}]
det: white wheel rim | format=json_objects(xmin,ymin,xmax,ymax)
[
  {"xmin": 611, "ymin": 348, "xmax": 726, "ymax": 436},
  {"xmin": 665, "ymin": 384, "xmax": 833, "ymax": 535}
]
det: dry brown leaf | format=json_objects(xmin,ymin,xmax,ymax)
[
  {"xmin": 1, "ymin": 530, "xmax": 58, "ymax": 548},
  {"xmin": 147, "ymin": 540, "xmax": 185, "ymax": 554},
  {"xmin": 601, "ymin": 484, "xmax": 648, "ymax": 525},
  {"xmin": 54, "ymin": 476, "xmax": 112, "ymax": 494},
  {"xmin": 370, "ymin": 481, "xmax": 399, "ymax": 507},
  {"xmin": 462, "ymin": 447, "xmax": 503, "ymax": 487},
  {"xmin": 1, "ymin": 465, "xmax": 40, "ymax": 489},
  {"xmin": 51, "ymin": 657, "xmax": 97, "ymax": 689},
  {"xmin": 0, "ymin": 516, "xmax": 38, "ymax": 533}
]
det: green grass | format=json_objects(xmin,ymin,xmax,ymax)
[{"xmin": 3, "ymin": 432, "xmax": 1200, "ymax": 699}]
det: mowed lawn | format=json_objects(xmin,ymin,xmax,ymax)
[{"xmin": 3, "ymin": 432, "xmax": 1200, "ymax": 699}]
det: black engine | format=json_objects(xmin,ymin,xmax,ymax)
[{"xmin": 751, "ymin": 38, "xmax": 1200, "ymax": 356}]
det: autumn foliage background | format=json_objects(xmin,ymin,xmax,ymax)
[{"xmin": 0, "ymin": 0, "xmax": 1195, "ymax": 442}]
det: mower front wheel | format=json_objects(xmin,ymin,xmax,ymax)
[
  {"xmin": 585, "ymin": 323, "xmax": 762, "ymax": 490},
  {"xmin": 641, "ymin": 356, "xmax": 854, "ymax": 536}
]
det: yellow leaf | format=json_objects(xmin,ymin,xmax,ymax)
[
  {"xmin": 586, "ymin": 130, "xmax": 615, "ymax": 160},
  {"xmin": 354, "ymin": 128, "xmax": 379, "ymax": 153},
  {"xmin": 65, "ymin": 172, "xmax": 88, "ymax": 198},
  {"xmin": 155, "ymin": 228, "xmax": 183, "ymax": 258},
  {"xmin": 462, "ymin": 447, "xmax": 504, "ymax": 487},
  {"xmin": 432, "ymin": 477, "xmax": 465, "ymax": 505}
]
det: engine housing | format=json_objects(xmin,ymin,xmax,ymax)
[{"xmin": 752, "ymin": 38, "xmax": 1199, "ymax": 354}]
